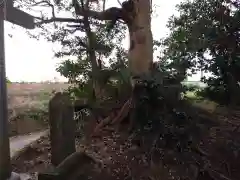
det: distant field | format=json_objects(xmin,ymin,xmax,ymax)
[
  {"xmin": 7, "ymin": 83, "xmax": 70, "ymax": 95},
  {"xmin": 7, "ymin": 83, "xmax": 71, "ymax": 136},
  {"xmin": 7, "ymin": 83, "xmax": 70, "ymax": 110}
]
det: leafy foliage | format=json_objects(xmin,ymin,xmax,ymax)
[
  {"xmin": 19, "ymin": 0, "xmax": 127, "ymax": 100},
  {"xmin": 163, "ymin": 0, "xmax": 240, "ymax": 105},
  {"xmin": 132, "ymin": 62, "xmax": 185, "ymax": 131},
  {"xmin": 6, "ymin": 77, "xmax": 11, "ymax": 84}
]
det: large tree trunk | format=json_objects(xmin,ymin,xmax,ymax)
[
  {"xmin": 227, "ymin": 72, "xmax": 239, "ymax": 106},
  {"xmin": 127, "ymin": 0, "xmax": 153, "ymax": 78},
  {"xmin": 122, "ymin": 0, "xmax": 154, "ymax": 130}
]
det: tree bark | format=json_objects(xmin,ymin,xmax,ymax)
[
  {"xmin": 227, "ymin": 72, "xmax": 239, "ymax": 106},
  {"xmin": 77, "ymin": 0, "xmax": 103, "ymax": 100},
  {"xmin": 127, "ymin": 0, "xmax": 153, "ymax": 78}
]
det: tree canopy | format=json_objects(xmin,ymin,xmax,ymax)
[{"xmin": 162, "ymin": 0, "xmax": 240, "ymax": 105}]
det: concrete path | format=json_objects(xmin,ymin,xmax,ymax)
[{"xmin": 10, "ymin": 130, "xmax": 48, "ymax": 158}]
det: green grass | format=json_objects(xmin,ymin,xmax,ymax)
[
  {"xmin": 185, "ymin": 91, "xmax": 199, "ymax": 99},
  {"xmin": 185, "ymin": 91, "xmax": 218, "ymax": 112}
]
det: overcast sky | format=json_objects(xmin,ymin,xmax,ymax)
[{"xmin": 4, "ymin": 0, "xmax": 201, "ymax": 82}]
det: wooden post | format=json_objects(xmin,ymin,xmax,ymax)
[
  {"xmin": 0, "ymin": 7, "xmax": 11, "ymax": 180},
  {"xmin": 0, "ymin": 0, "xmax": 35, "ymax": 29},
  {"xmin": 0, "ymin": 1, "xmax": 35, "ymax": 179},
  {"xmin": 49, "ymin": 92, "xmax": 76, "ymax": 166}
]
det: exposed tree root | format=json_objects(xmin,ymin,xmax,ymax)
[
  {"xmin": 127, "ymin": 113, "xmax": 135, "ymax": 133},
  {"xmin": 92, "ymin": 114, "xmax": 114, "ymax": 137},
  {"xmin": 207, "ymin": 169, "xmax": 233, "ymax": 180},
  {"xmin": 102, "ymin": 127, "xmax": 115, "ymax": 132},
  {"xmin": 191, "ymin": 146, "xmax": 211, "ymax": 157},
  {"xmin": 111, "ymin": 98, "xmax": 132, "ymax": 125},
  {"xmin": 91, "ymin": 98, "xmax": 133, "ymax": 137}
]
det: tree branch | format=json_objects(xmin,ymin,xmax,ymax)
[
  {"xmin": 72, "ymin": 0, "xmax": 123, "ymax": 21},
  {"xmin": 67, "ymin": 24, "xmax": 85, "ymax": 31},
  {"xmin": 33, "ymin": 0, "xmax": 126, "ymax": 26},
  {"xmin": 30, "ymin": 0, "xmax": 84, "ymax": 25},
  {"xmin": 31, "ymin": 0, "xmax": 56, "ymax": 18},
  {"xmin": 36, "ymin": 17, "xmax": 84, "ymax": 25},
  {"xmin": 102, "ymin": 0, "xmax": 106, "ymax": 11}
]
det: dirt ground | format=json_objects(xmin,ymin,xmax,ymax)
[
  {"xmin": 7, "ymin": 83, "xmax": 70, "ymax": 136},
  {"xmin": 11, "ymin": 103, "xmax": 240, "ymax": 180}
]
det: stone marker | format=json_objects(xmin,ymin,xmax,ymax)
[
  {"xmin": 49, "ymin": 92, "xmax": 76, "ymax": 166},
  {"xmin": 38, "ymin": 152, "xmax": 95, "ymax": 180}
]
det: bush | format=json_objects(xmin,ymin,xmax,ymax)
[
  {"xmin": 197, "ymin": 76, "xmax": 240, "ymax": 105},
  {"xmin": 6, "ymin": 77, "xmax": 11, "ymax": 84},
  {"xmin": 185, "ymin": 84, "xmax": 200, "ymax": 92},
  {"xmin": 132, "ymin": 65, "xmax": 185, "ymax": 132},
  {"xmin": 196, "ymin": 86, "xmax": 229, "ymax": 105}
]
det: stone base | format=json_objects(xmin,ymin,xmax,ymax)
[{"xmin": 7, "ymin": 172, "xmax": 31, "ymax": 180}]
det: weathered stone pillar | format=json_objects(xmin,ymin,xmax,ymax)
[{"xmin": 49, "ymin": 92, "xmax": 76, "ymax": 166}]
